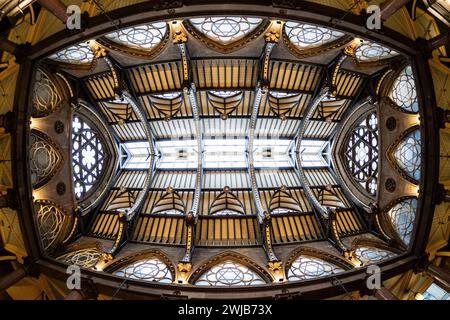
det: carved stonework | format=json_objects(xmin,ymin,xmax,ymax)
[
  {"xmin": 177, "ymin": 262, "xmax": 192, "ymax": 273},
  {"xmin": 265, "ymin": 20, "xmax": 284, "ymax": 43},
  {"xmin": 171, "ymin": 20, "xmax": 188, "ymax": 44}
]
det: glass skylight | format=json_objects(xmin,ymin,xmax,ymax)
[
  {"xmin": 300, "ymin": 140, "xmax": 330, "ymax": 167},
  {"xmin": 157, "ymin": 140, "xmax": 199, "ymax": 170},
  {"xmin": 122, "ymin": 141, "xmax": 152, "ymax": 169},
  {"xmin": 120, "ymin": 139, "xmax": 331, "ymax": 170}
]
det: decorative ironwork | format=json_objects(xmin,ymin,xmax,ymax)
[
  {"xmin": 386, "ymin": 198, "xmax": 417, "ymax": 245},
  {"xmin": 34, "ymin": 200, "xmax": 69, "ymax": 250},
  {"xmin": 56, "ymin": 182, "xmax": 66, "ymax": 195},
  {"xmin": 385, "ymin": 178, "xmax": 396, "ymax": 192},
  {"xmin": 344, "ymin": 112, "xmax": 379, "ymax": 196},
  {"xmin": 104, "ymin": 22, "xmax": 168, "ymax": 51},
  {"xmin": 269, "ymin": 186, "xmax": 302, "ymax": 214},
  {"xmin": 354, "ymin": 41, "xmax": 399, "ymax": 63},
  {"xmin": 72, "ymin": 115, "xmax": 106, "ymax": 199},
  {"xmin": 105, "ymin": 190, "xmax": 137, "ymax": 212},
  {"xmin": 184, "ymin": 17, "xmax": 268, "ymax": 52},
  {"xmin": 287, "ymin": 255, "xmax": 345, "ymax": 281},
  {"xmin": 390, "ymin": 66, "xmax": 419, "ymax": 113},
  {"xmin": 149, "ymin": 92, "xmax": 184, "ymax": 120},
  {"xmin": 188, "ymin": 17, "xmax": 263, "ymax": 44},
  {"xmin": 391, "ymin": 128, "xmax": 421, "ymax": 182},
  {"xmin": 354, "ymin": 246, "xmax": 395, "ymax": 266},
  {"xmin": 32, "ymin": 69, "xmax": 63, "ymax": 118},
  {"xmin": 54, "ymin": 121, "xmax": 65, "ymax": 134},
  {"xmin": 58, "ymin": 248, "xmax": 103, "ymax": 269},
  {"xmin": 30, "ymin": 130, "xmax": 63, "ymax": 189},
  {"xmin": 49, "ymin": 42, "xmax": 94, "ymax": 65},
  {"xmin": 284, "ymin": 22, "xmax": 345, "ymax": 49},
  {"xmin": 207, "ymin": 91, "xmax": 243, "ymax": 120},
  {"xmin": 152, "ymin": 187, "xmax": 185, "ymax": 215},
  {"xmin": 113, "ymin": 258, "xmax": 173, "ymax": 283},
  {"xmin": 283, "ymin": 22, "xmax": 351, "ymax": 58},
  {"xmin": 267, "ymin": 92, "xmax": 301, "ymax": 120},
  {"xmin": 386, "ymin": 117, "xmax": 396, "ymax": 131},
  {"xmin": 209, "ymin": 186, "xmax": 245, "ymax": 215},
  {"xmin": 194, "ymin": 260, "xmax": 266, "ymax": 286}
]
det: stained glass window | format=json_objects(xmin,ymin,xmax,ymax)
[
  {"xmin": 354, "ymin": 246, "xmax": 395, "ymax": 266},
  {"xmin": 195, "ymin": 260, "xmax": 266, "ymax": 286},
  {"xmin": 355, "ymin": 41, "xmax": 399, "ymax": 62},
  {"xmin": 49, "ymin": 42, "xmax": 94, "ymax": 65},
  {"xmin": 344, "ymin": 112, "xmax": 379, "ymax": 195},
  {"xmin": 188, "ymin": 17, "xmax": 263, "ymax": 44},
  {"xmin": 72, "ymin": 115, "xmax": 105, "ymax": 199},
  {"xmin": 104, "ymin": 22, "xmax": 167, "ymax": 50},
  {"xmin": 284, "ymin": 22, "xmax": 345, "ymax": 49},
  {"xmin": 386, "ymin": 198, "xmax": 417, "ymax": 245},
  {"xmin": 287, "ymin": 255, "xmax": 345, "ymax": 281},
  {"xmin": 390, "ymin": 66, "xmax": 419, "ymax": 113},
  {"xmin": 113, "ymin": 258, "xmax": 173, "ymax": 283},
  {"xmin": 393, "ymin": 129, "xmax": 421, "ymax": 181}
]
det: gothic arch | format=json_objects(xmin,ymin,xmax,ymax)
[
  {"xmin": 386, "ymin": 126, "xmax": 422, "ymax": 184},
  {"xmin": 104, "ymin": 249, "xmax": 176, "ymax": 283},
  {"xmin": 188, "ymin": 251, "xmax": 273, "ymax": 285}
]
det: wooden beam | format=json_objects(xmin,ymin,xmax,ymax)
[
  {"xmin": 380, "ymin": 0, "xmax": 411, "ymax": 21},
  {"xmin": 374, "ymin": 286, "xmax": 398, "ymax": 300},
  {"xmin": 37, "ymin": 0, "xmax": 68, "ymax": 23},
  {"xmin": 0, "ymin": 39, "xmax": 17, "ymax": 55},
  {"xmin": 0, "ymin": 266, "xmax": 27, "ymax": 293}
]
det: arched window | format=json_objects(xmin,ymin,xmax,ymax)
[
  {"xmin": 354, "ymin": 246, "xmax": 395, "ymax": 266},
  {"xmin": 344, "ymin": 112, "xmax": 379, "ymax": 195},
  {"xmin": 188, "ymin": 17, "xmax": 263, "ymax": 44},
  {"xmin": 35, "ymin": 201, "xmax": 69, "ymax": 250},
  {"xmin": 390, "ymin": 66, "xmax": 419, "ymax": 113},
  {"xmin": 113, "ymin": 258, "xmax": 173, "ymax": 283},
  {"xmin": 72, "ymin": 115, "xmax": 106, "ymax": 199},
  {"xmin": 284, "ymin": 22, "xmax": 345, "ymax": 49},
  {"xmin": 355, "ymin": 41, "xmax": 399, "ymax": 63},
  {"xmin": 104, "ymin": 22, "xmax": 167, "ymax": 50},
  {"xmin": 393, "ymin": 129, "xmax": 421, "ymax": 182},
  {"xmin": 386, "ymin": 198, "xmax": 417, "ymax": 245},
  {"xmin": 49, "ymin": 42, "xmax": 94, "ymax": 65},
  {"xmin": 194, "ymin": 260, "xmax": 266, "ymax": 286},
  {"xmin": 287, "ymin": 255, "xmax": 345, "ymax": 281},
  {"xmin": 32, "ymin": 69, "xmax": 63, "ymax": 118}
]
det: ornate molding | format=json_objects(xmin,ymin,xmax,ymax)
[
  {"xmin": 386, "ymin": 125, "xmax": 421, "ymax": 185},
  {"xmin": 285, "ymin": 246, "xmax": 354, "ymax": 274},
  {"xmin": 96, "ymin": 23, "xmax": 170, "ymax": 59},
  {"xmin": 183, "ymin": 19, "xmax": 271, "ymax": 53},
  {"xmin": 187, "ymin": 251, "xmax": 274, "ymax": 284}
]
